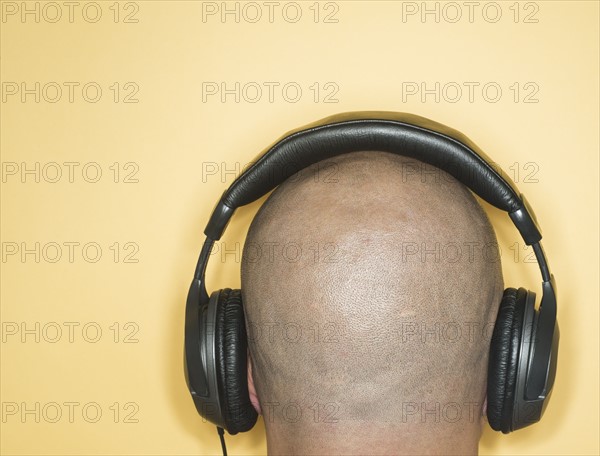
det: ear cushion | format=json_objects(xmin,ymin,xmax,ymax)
[
  {"xmin": 214, "ymin": 288, "xmax": 258, "ymax": 434},
  {"xmin": 487, "ymin": 287, "xmax": 528, "ymax": 433}
]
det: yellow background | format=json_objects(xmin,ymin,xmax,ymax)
[{"xmin": 1, "ymin": 1, "xmax": 598, "ymax": 454}]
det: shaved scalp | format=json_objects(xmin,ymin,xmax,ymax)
[{"xmin": 241, "ymin": 151, "xmax": 504, "ymax": 455}]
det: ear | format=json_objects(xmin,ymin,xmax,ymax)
[
  {"xmin": 482, "ymin": 395, "xmax": 487, "ymax": 419},
  {"xmin": 247, "ymin": 350, "xmax": 261, "ymax": 415}
]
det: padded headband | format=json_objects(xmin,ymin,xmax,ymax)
[{"xmin": 204, "ymin": 111, "xmax": 541, "ymax": 245}]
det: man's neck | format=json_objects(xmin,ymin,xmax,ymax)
[{"xmin": 265, "ymin": 421, "xmax": 482, "ymax": 455}]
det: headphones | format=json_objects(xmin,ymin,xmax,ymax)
[{"xmin": 184, "ymin": 111, "xmax": 559, "ymax": 443}]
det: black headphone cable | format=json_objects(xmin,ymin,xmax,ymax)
[{"xmin": 217, "ymin": 426, "xmax": 227, "ymax": 456}]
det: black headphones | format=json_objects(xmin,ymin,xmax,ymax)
[{"xmin": 184, "ymin": 111, "xmax": 559, "ymax": 445}]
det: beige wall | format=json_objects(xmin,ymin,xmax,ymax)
[{"xmin": 1, "ymin": 1, "xmax": 598, "ymax": 454}]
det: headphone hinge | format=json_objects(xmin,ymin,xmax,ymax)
[
  {"xmin": 204, "ymin": 198, "xmax": 235, "ymax": 240},
  {"xmin": 509, "ymin": 194, "xmax": 542, "ymax": 245}
]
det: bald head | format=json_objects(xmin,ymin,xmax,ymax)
[{"xmin": 241, "ymin": 152, "xmax": 504, "ymax": 454}]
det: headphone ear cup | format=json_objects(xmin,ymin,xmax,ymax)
[
  {"xmin": 487, "ymin": 287, "xmax": 528, "ymax": 433},
  {"xmin": 214, "ymin": 288, "xmax": 258, "ymax": 435}
]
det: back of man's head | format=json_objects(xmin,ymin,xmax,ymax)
[{"xmin": 241, "ymin": 151, "xmax": 504, "ymax": 455}]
